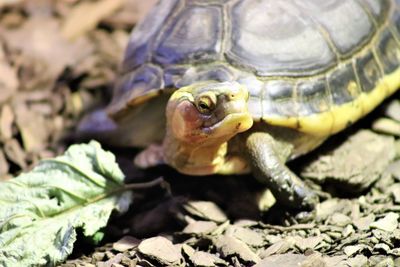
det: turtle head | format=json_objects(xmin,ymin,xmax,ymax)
[{"xmin": 166, "ymin": 81, "xmax": 253, "ymax": 144}]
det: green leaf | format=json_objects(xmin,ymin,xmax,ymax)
[{"xmin": 0, "ymin": 141, "xmax": 132, "ymax": 267}]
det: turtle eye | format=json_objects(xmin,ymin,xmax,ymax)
[{"xmin": 196, "ymin": 94, "xmax": 217, "ymax": 114}]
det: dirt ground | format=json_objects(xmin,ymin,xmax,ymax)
[{"xmin": 1, "ymin": 1, "xmax": 400, "ymax": 266}]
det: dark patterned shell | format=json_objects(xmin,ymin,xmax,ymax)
[{"xmin": 109, "ymin": 0, "xmax": 400, "ymax": 124}]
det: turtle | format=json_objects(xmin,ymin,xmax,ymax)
[{"xmin": 80, "ymin": 0, "xmax": 400, "ymax": 209}]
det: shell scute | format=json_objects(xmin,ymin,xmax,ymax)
[
  {"xmin": 227, "ymin": 0, "xmax": 336, "ymax": 76},
  {"xmin": 154, "ymin": 5, "xmax": 223, "ymax": 65}
]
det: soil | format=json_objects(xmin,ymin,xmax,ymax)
[{"xmin": 1, "ymin": 1, "xmax": 400, "ymax": 266}]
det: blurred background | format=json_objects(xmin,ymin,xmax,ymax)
[{"xmin": 0, "ymin": 0, "xmax": 158, "ymax": 180}]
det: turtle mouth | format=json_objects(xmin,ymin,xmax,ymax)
[{"xmin": 202, "ymin": 112, "xmax": 253, "ymax": 137}]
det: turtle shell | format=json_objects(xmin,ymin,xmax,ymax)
[{"xmin": 109, "ymin": 0, "xmax": 400, "ymax": 135}]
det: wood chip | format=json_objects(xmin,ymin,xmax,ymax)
[
  {"xmin": 301, "ymin": 130, "xmax": 396, "ymax": 191},
  {"xmin": 254, "ymin": 253, "xmax": 310, "ymax": 267},
  {"xmin": 343, "ymin": 245, "xmax": 363, "ymax": 257},
  {"xmin": 138, "ymin": 236, "xmax": 183, "ymax": 265},
  {"xmin": 260, "ymin": 238, "xmax": 295, "ymax": 258},
  {"xmin": 384, "ymin": 100, "xmax": 400, "ymax": 122},
  {"xmin": 226, "ymin": 225, "xmax": 264, "ymax": 247},
  {"xmin": 370, "ymin": 213, "xmax": 399, "ymax": 232},
  {"xmin": 330, "ymin": 213, "xmax": 351, "ymax": 227},
  {"xmin": 214, "ymin": 235, "xmax": 260, "ymax": 264},
  {"xmin": 182, "ymin": 221, "xmax": 218, "ymax": 236},
  {"xmin": 294, "ymin": 236, "xmax": 324, "ymax": 252},
  {"xmin": 113, "ymin": 236, "xmax": 140, "ymax": 252},
  {"xmin": 372, "ymin": 118, "xmax": 400, "ymax": 136},
  {"xmin": 389, "ymin": 183, "xmax": 400, "ymax": 204},
  {"xmin": 353, "ymin": 214, "xmax": 375, "ymax": 231},
  {"xmin": 184, "ymin": 201, "xmax": 227, "ymax": 223},
  {"xmin": 190, "ymin": 251, "xmax": 227, "ymax": 267}
]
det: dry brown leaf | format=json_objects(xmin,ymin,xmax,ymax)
[
  {"xmin": 2, "ymin": 16, "xmax": 92, "ymax": 89},
  {"xmin": 14, "ymin": 100, "xmax": 49, "ymax": 152},
  {"xmin": 0, "ymin": 0, "xmax": 22, "ymax": 8},
  {"xmin": 0, "ymin": 44, "xmax": 18, "ymax": 104},
  {"xmin": 3, "ymin": 138, "xmax": 26, "ymax": 168},
  {"xmin": 61, "ymin": 0, "xmax": 124, "ymax": 40},
  {"xmin": 0, "ymin": 104, "xmax": 14, "ymax": 141},
  {"xmin": 103, "ymin": 0, "xmax": 158, "ymax": 28},
  {"xmin": 0, "ymin": 149, "xmax": 9, "ymax": 177}
]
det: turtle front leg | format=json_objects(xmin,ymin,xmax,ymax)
[
  {"xmin": 134, "ymin": 144, "xmax": 164, "ymax": 168},
  {"xmin": 245, "ymin": 132, "xmax": 318, "ymax": 209}
]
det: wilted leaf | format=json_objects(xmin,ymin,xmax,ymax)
[{"xmin": 0, "ymin": 141, "xmax": 132, "ymax": 267}]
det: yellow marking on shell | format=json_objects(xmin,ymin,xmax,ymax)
[
  {"xmin": 264, "ymin": 67, "xmax": 400, "ymax": 136},
  {"xmin": 347, "ymin": 81, "xmax": 359, "ymax": 98}
]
